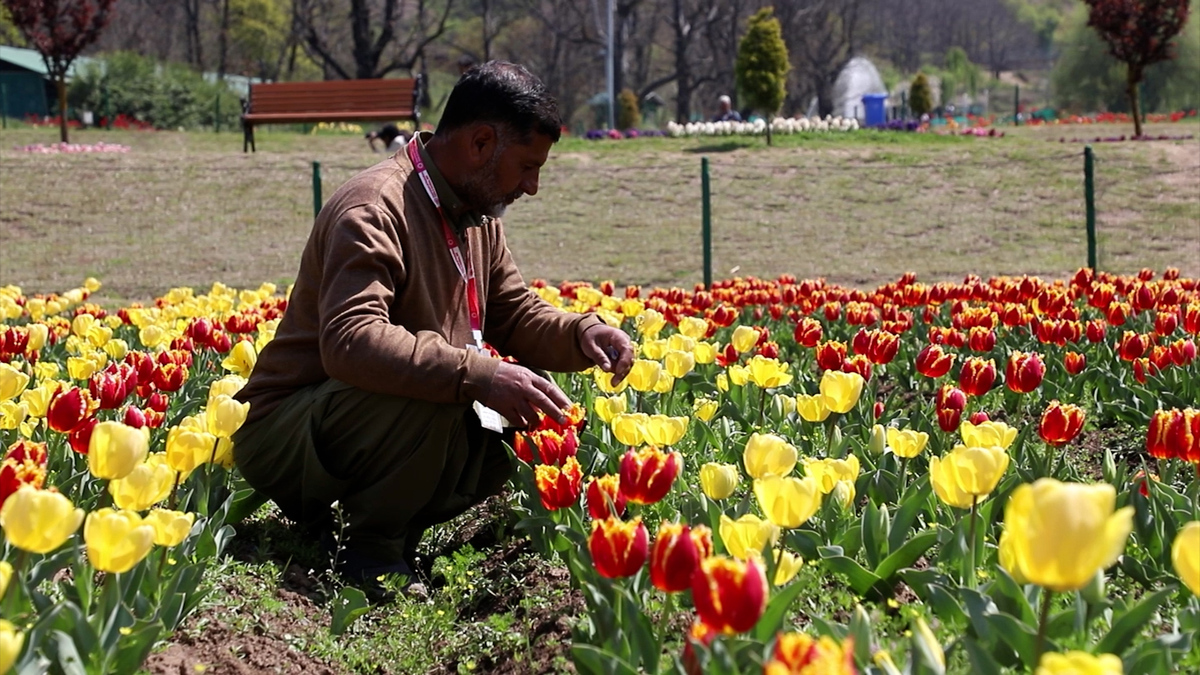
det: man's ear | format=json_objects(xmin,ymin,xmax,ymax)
[{"xmin": 465, "ymin": 123, "xmax": 498, "ymax": 168}]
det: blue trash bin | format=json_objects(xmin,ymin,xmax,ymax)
[{"xmin": 861, "ymin": 94, "xmax": 888, "ymax": 127}]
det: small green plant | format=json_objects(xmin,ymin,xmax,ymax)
[
  {"xmin": 910, "ymin": 73, "xmax": 934, "ymax": 117},
  {"xmin": 735, "ymin": 7, "xmax": 790, "ymax": 144},
  {"xmin": 617, "ymin": 88, "xmax": 641, "ymax": 130}
]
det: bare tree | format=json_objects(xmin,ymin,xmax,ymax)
[
  {"xmin": 777, "ymin": 0, "xmax": 867, "ymax": 117},
  {"xmin": 296, "ymin": 0, "xmax": 455, "ymax": 79}
]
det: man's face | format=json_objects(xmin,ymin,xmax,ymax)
[{"xmin": 459, "ymin": 130, "xmax": 553, "ymax": 218}]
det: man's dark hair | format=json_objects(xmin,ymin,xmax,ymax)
[{"xmin": 437, "ymin": 61, "xmax": 562, "ymax": 143}]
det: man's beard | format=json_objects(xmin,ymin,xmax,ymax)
[{"xmin": 457, "ymin": 146, "xmax": 523, "ymax": 218}]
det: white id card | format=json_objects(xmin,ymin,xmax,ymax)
[{"xmin": 468, "ymin": 342, "xmax": 509, "ymax": 432}]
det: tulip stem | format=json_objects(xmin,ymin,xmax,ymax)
[
  {"xmin": 966, "ymin": 497, "xmax": 978, "ymax": 589},
  {"xmin": 758, "ymin": 387, "xmax": 767, "ymax": 428},
  {"xmin": 1034, "ymin": 587, "xmax": 1053, "ymax": 666},
  {"xmin": 656, "ymin": 591, "xmax": 677, "ymax": 654},
  {"xmin": 899, "ymin": 457, "xmax": 910, "ymax": 500}
]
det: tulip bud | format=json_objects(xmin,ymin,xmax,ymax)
[
  {"xmin": 1038, "ymin": 400, "xmax": 1086, "ymax": 447},
  {"xmin": 868, "ymin": 424, "xmax": 887, "ymax": 455},
  {"xmin": 699, "ymin": 462, "xmax": 740, "ymax": 500},
  {"xmin": 958, "ymin": 357, "xmax": 996, "ymax": 397},
  {"xmin": 84, "ymin": 508, "xmax": 156, "ymax": 573},
  {"xmin": 0, "ymin": 485, "xmax": 84, "ymax": 554},
  {"xmin": 584, "ymin": 474, "xmax": 626, "ymax": 520},
  {"xmin": 936, "ymin": 406, "xmax": 962, "ymax": 433},
  {"xmin": 650, "ymin": 523, "xmax": 711, "ymax": 592},
  {"xmin": 619, "ymin": 446, "xmax": 681, "ymax": 505},
  {"xmin": 534, "ymin": 456, "xmax": 583, "ymax": 510},
  {"xmin": 692, "ymin": 397, "xmax": 718, "ymax": 423}
]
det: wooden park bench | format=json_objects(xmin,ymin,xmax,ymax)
[{"xmin": 241, "ymin": 78, "xmax": 422, "ymax": 152}]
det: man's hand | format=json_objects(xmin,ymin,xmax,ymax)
[
  {"xmin": 581, "ymin": 323, "xmax": 634, "ymax": 385},
  {"xmin": 483, "ymin": 361, "xmax": 572, "ymax": 429}
]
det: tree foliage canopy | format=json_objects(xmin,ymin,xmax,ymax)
[{"xmin": 735, "ymin": 7, "xmax": 790, "ymax": 119}]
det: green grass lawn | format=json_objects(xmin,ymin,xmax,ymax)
[{"xmin": 1, "ymin": 120, "xmax": 1197, "ymax": 303}]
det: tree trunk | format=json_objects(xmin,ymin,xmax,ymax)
[
  {"xmin": 217, "ymin": 0, "xmax": 231, "ymax": 80},
  {"xmin": 57, "ymin": 76, "xmax": 69, "ymax": 144},
  {"xmin": 1127, "ymin": 66, "xmax": 1143, "ymax": 138},
  {"xmin": 765, "ymin": 117, "xmax": 772, "ymax": 146}
]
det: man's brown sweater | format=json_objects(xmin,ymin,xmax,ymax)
[{"xmin": 238, "ymin": 135, "xmax": 602, "ymax": 423}]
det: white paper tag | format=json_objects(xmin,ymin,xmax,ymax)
[{"xmin": 473, "ymin": 401, "xmax": 506, "ymax": 433}]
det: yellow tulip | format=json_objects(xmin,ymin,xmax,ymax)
[
  {"xmin": 166, "ymin": 423, "xmax": 217, "ymax": 475},
  {"xmin": 699, "ymin": 462, "xmax": 740, "ymax": 500},
  {"xmin": 84, "ymin": 323, "xmax": 113, "ymax": 348},
  {"xmin": 222, "ymin": 340, "xmax": 258, "ymax": 378},
  {"xmin": 594, "ymin": 395, "xmax": 628, "ymax": 424},
  {"xmin": 108, "ymin": 455, "xmax": 176, "ymax": 511},
  {"xmin": 743, "ymin": 432, "xmax": 798, "ymax": 479},
  {"xmin": 643, "ymin": 414, "xmax": 688, "ymax": 446},
  {"xmin": 831, "ymin": 480, "xmax": 856, "ymax": 510},
  {"xmin": 635, "ymin": 308, "xmax": 666, "ymax": 338},
  {"xmin": 803, "ymin": 455, "xmax": 861, "ymax": 494},
  {"xmin": 1034, "ymin": 651, "xmax": 1123, "ymax": 675},
  {"xmin": 26, "ymin": 323, "xmax": 49, "ymax": 351},
  {"xmin": 716, "ymin": 373, "xmax": 729, "ymax": 392},
  {"xmin": 611, "ymin": 412, "xmax": 649, "ymax": 447},
  {"xmin": 930, "ymin": 445, "xmax": 1010, "ymax": 509},
  {"xmin": 0, "ymin": 363, "xmax": 30, "ymax": 401},
  {"xmin": 663, "ymin": 350, "xmax": 695, "ymax": 378},
  {"xmin": 641, "ymin": 338, "xmax": 668, "ymax": 360},
  {"xmin": 88, "ymin": 421, "xmax": 150, "ymax": 480},
  {"xmin": 0, "ymin": 485, "xmax": 84, "ymax": 554},
  {"xmin": 886, "ymin": 427, "xmax": 930, "ymax": 459},
  {"xmin": 693, "ymin": 341, "xmax": 718, "ymax": 365},
  {"xmin": 749, "ymin": 549, "xmax": 803, "ymax": 585},
  {"xmin": 795, "ymin": 394, "xmax": 832, "ymax": 423},
  {"xmin": 718, "ymin": 513, "xmax": 779, "ymax": 560},
  {"xmin": 652, "ymin": 371, "xmax": 675, "ymax": 394},
  {"xmin": 206, "ymin": 394, "xmax": 250, "ymax": 439},
  {"xmin": 71, "ymin": 313, "xmax": 96, "ymax": 338},
  {"xmin": 693, "ymin": 397, "xmax": 718, "ymax": 422},
  {"xmin": 102, "ymin": 338, "xmax": 129, "ymax": 361},
  {"xmin": 84, "ymin": 508, "xmax": 156, "ymax": 573},
  {"xmin": 731, "ymin": 325, "xmax": 760, "ymax": 353},
  {"xmin": 754, "ymin": 475, "xmax": 822, "ymax": 528},
  {"xmin": 625, "ymin": 359, "xmax": 662, "ymax": 392},
  {"xmin": 998, "ymin": 530, "xmax": 1026, "ymax": 584},
  {"xmin": 0, "ymin": 400, "xmax": 28, "ymax": 431},
  {"xmin": 1001, "ymin": 479, "xmax": 1133, "ymax": 591},
  {"xmin": 678, "ymin": 316, "xmax": 709, "ymax": 339},
  {"xmin": 868, "ymin": 424, "xmax": 887, "ymax": 455},
  {"xmin": 209, "ymin": 375, "xmax": 248, "ymax": 402},
  {"xmin": 666, "ymin": 334, "xmax": 696, "ymax": 353},
  {"xmin": 0, "ymin": 619, "xmax": 22, "ymax": 675},
  {"xmin": 1172, "ymin": 521, "xmax": 1200, "ymax": 596},
  {"xmin": 620, "ymin": 298, "xmax": 644, "ymax": 319},
  {"xmin": 747, "ymin": 355, "xmax": 793, "ymax": 389},
  {"xmin": 593, "ymin": 367, "xmax": 629, "ymax": 394},
  {"xmin": 728, "ymin": 364, "xmax": 749, "ymax": 386},
  {"xmin": 0, "ymin": 561, "xmax": 10, "ymax": 599},
  {"xmin": 143, "ymin": 509, "xmax": 196, "ymax": 547},
  {"xmin": 960, "ymin": 420, "xmax": 1018, "ymax": 449},
  {"xmin": 138, "ymin": 324, "xmax": 169, "ymax": 349},
  {"xmin": 33, "ymin": 361, "xmax": 59, "ymax": 381},
  {"xmin": 66, "ymin": 355, "xmax": 98, "ymax": 381},
  {"xmin": 211, "ymin": 437, "xmax": 235, "ymax": 468},
  {"xmin": 773, "ymin": 394, "xmax": 796, "ymax": 417},
  {"xmin": 819, "ymin": 370, "xmax": 864, "ymax": 414}
]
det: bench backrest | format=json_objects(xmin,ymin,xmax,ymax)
[{"xmin": 247, "ymin": 79, "xmax": 417, "ymax": 116}]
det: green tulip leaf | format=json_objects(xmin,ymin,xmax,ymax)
[
  {"xmin": 818, "ymin": 547, "xmax": 882, "ymax": 597},
  {"xmin": 1097, "ymin": 584, "xmax": 1177, "ymax": 655},
  {"xmin": 986, "ymin": 567, "xmax": 1035, "ymax": 625},
  {"xmin": 961, "ymin": 637, "xmax": 1004, "ymax": 675},
  {"xmin": 616, "ymin": 585, "xmax": 659, "ymax": 672},
  {"xmin": 984, "ymin": 611, "xmax": 1041, "ymax": 667},
  {"xmin": 890, "ymin": 478, "xmax": 932, "ymax": 553},
  {"xmin": 874, "ymin": 529, "xmax": 938, "ymax": 582},
  {"xmin": 571, "ymin": 644, "xmax": 641, "ymax": 675},
  {"xmin": 49, "ymin": 629, "xmax": 88, "ymax": 675},
  {"xmin": 862, "ymin": 499, "xmax": 889, "ymax": 569},
  {"xmin": 112, "ymin": 619, "xmax": 162, "ymax": 675},
  {"xmin": 925, "ymin": 584, "xmax": 969, "ymax": 627},
  {"xmin": 753, "ymin": 575, "xmax": 813, "ymax": 642}
]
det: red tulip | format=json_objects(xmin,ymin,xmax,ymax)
[
  {"xmin": 814, "ymin": 341, "xmax": 847, "ymax": 372},
  {"xmin": 68, "ymin": 416, "xmax": 98, "ymax": 455},
  {"xmin": 533, "ymin": 427, "xmax": 579, "ymax": 466},
  {"xmin": 842, "ymin": 354, "xmax": 872, "ymax": 382},
  {"xmin": 1169, "ymin": 339, "xmax": 1196, "ymax": 366},
  {"xmin": 534, "ymin": 456, "xmax": 583, "ymax": 510},
  {"xmin": 873, "ymin": 401, "xmax": 885, "ymax": 420},
  {"xmin": 650, "ymin": 523, "xmax": 712, "ymax": 592},
  {"xmin": 46, "ymin": 386, "xmax": 96, "ymax": 433},
  {"xmin": 0, "ymin": 440, "xmax": 48, "ymax": 508},
  {"xmin": 1106, "ymin": 302, "xmax": 1129, "ymax": 326},
  {"xmin": 588, "ymin": 516, "xmax": 649, "ymax": 579},
  {"xmin": 1132, "ymin": 357, "xmax": 1158, "ymax": 384},
  {"xmin": 1039, "ymin": 400, "xmax": 1085, "ymax": 446},
  {"xmin": 692, "ymin": 556, "xmax": 768, "ymax": 635},
  {"xmin": 153, "ymin": 363, "xmax": 188, "ymax": 392},
  {"xmin": 585, "ymin": 474, "xmax": 626, "ymax": 520},
  {"xmin": 619, "ymin": 446, "xmax": 681, "ymax": 505},
  {"xmin": 1004, "ymin": 351, "xmax": 1045, "ymax": 394},
  {"xmin": 968, "ymin": 410, "xmax": 990, "ymax": 425},
  {"xmin": 958, "ymin": 357, "xmax": 996, "ymax": 397},
  {"xmin": 867, "ymin": 331, "xmax": 900, "ymax": 365},
  {"xmin": 1154, "ymin": 311, "xmax": 1179, "ymax": 337},
  {"xmin": 936, "ymin": 384, "xmax": 967, "ymax": 412},
  {"xmin": 512, "ymin": 432, "xmax": 535, "ymax": 463},
  {"xmin": 936, "ymin": 406, "xmax": 962, "ymax": 433},
  {"xmin": 1086, "ymin": 319, "xmax": 1107, "ymax": 343},
  {"xmin": 1117, "ymin": 331, "xmax": 1150, "ymax": 361},
  {"xmin": 967, "ymin": 326, "xmax": 996, "ymax": 352},
  {"xmin": 793, "ymin": 317, "xmax": 822, "ymax": 348},
  {"xmin": 1183, "ymin": 303, "xmax": 1200, "ymax": 335},
  {"xmin": 1063, "ymin": 351, "xmax": 1087, "ymax": 375},
  {"xmin": 915, "ymin": 344, "xmax": 955, "ymax": 378}
]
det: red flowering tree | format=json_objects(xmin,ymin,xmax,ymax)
[
  {"xmin": 1083, "ymin": 0, "xmax": 1191, "ymax": 137},
  {"xmin": 1, "ymin": 0, "xmax": 118, "ymax": 143}
]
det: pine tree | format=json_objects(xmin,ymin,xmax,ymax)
[
  {"xmin": 735, "ymin": 7, "xmax": 789, "ymax": 145},
  {"xmin": 910, "ymin": 73, "xmax": 934, "ymax": 118},
  {"xmin": 617, "ymin": 88, "xmax": 641, "ymax": 130}
]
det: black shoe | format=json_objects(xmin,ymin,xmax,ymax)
[{"xmin": 335, "ymin": 546, "xmax": 421, "ymax": 605}]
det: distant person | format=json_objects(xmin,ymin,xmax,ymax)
[
  {"xmin": 366, "ymin": 124, "xmax": 408, "ymax": 154},
  {"xmin": 713, "ymin": 95, "xmax": 742, "ymax": 123}
]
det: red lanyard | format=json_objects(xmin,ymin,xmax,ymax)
[{"xmin": 407, "ymin": 139, "xmax": 484, "ymax": 348}]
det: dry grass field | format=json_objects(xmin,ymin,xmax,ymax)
[{"xmin": 1, "ymin": 121, "xmax": 1197, "ymax": 303}]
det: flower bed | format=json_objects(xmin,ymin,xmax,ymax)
[
  {"xmin": 1, "ymin": 267, "xmax": 1198, "ymax": 673},
  {"xmin": 667, "ymin": 116, "xmax": 860, "ymax": 138},
  {"xmin": 13, "ymin": 142, "xmax": 132, "ymax": 154}
]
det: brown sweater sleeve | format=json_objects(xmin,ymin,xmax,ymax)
[
  {"xmin": 480, "ymin": 219, "xmax": 603, "ymax": 371},
  {"xmin": 317, "ymin": 203, "xmax": 499, "ymax": 403}
]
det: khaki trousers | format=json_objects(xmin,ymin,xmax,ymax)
[{"xmin": 232, "ymin": 379, "xmax": 513, "ymax": 563}]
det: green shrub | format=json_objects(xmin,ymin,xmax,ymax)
[
  {"xmin": 616, "ymin": 88, "xmax": 641, "ymax": 130},
  {"xmin": 69, "ymin": 52, "xmax": 243, "ymax": 130},
  {"xmin": 910, "ymin": 73, "xmax": 933, "ymax": 117}
]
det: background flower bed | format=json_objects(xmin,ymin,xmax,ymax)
[{"xmin": 1, "ymin": 267, "xmax": 1198, "ymax": 673}]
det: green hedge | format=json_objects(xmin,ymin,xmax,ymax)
[{"xmin": 69, "ymin": 52, "xmax": 243, "ymax": 130}]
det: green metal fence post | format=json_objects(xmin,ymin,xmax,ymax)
[
  {"xmin": 701, "ymin": 157, "xmax": 712, "ymax": 290},
  {"xmin": 215, "ymin": 93, "xmax": 221, "ymax": 133},
  {"xmin": 1, "ymin": 83, "xmax": 7, "ymax": 130},
  {"xmin": 1084, "ymin": 145, "xmax": 1096, "ymax": 273},
  {"xmin": 1013, "ymin": 85, "xmax": 1020, "ymax": 126},
  {"xmin": 312, "ymin": 161, "xmax": 323, "ymax": 220},
  {"xmin": 102, "ymin": 85, "xmax": 111, "ymax": 129}
]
